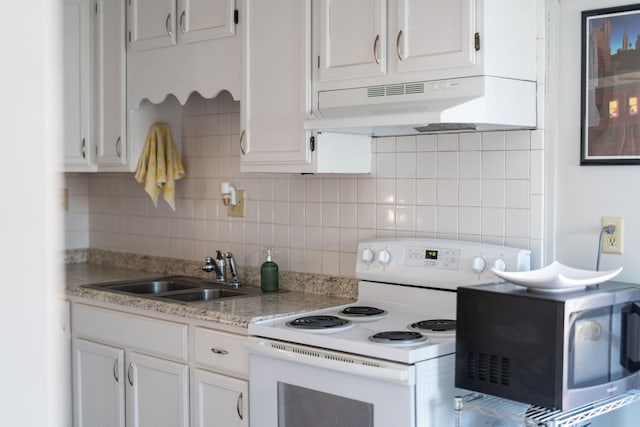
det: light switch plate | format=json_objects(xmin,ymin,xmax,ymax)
[{"xmin": 228, "ymin": 190, "xmax": 246, "ymax": 217}]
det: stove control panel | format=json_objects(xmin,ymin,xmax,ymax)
[{"xmin": 356, "ymin": 238, "xmax": 531, "ymax": 290}]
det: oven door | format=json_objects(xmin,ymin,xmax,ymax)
[{"xmin": 248, "ymin": 337, "xmax": 417, "ymax": 427}]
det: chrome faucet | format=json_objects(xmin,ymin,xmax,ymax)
[{"xmin": 202, "ymin": 251, "xmax": 240, "ymax": 288}]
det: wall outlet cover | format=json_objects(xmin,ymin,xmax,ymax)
[{"xmin": 601, "ymin": 216, "xmax": 624, "ymax": 254}]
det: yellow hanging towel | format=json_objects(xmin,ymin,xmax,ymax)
[{"xmin": 134, "ymin": 122, "xmax": 185, "ymax": 210}]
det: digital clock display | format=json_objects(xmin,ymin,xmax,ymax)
[{"xmin": 425, "ymin": 250, "xmax": 438, "ymax": 260}]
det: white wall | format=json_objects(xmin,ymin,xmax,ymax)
[
  {"xmin": 550, "ymin": 0, "xmax": 640, "ymax": 283},
  {"xmin": 550, "ymin": 1, "xmax": 640, "ymax": 423}
]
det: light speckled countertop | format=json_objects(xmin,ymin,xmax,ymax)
[{"xmin": 66, "ymin": 263, "xmax": 356, "ymax": 329}]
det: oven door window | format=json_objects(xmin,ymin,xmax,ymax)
[
  {"xmin": 278, "ymin": 383, "xmax": 373, "ymax": 427},
  {"xmin": 249, "ymin": 352, "xmax": 416, "ymax": 427}
]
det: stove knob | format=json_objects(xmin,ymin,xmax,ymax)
[
  {"xmin": 492, "ymin": 258, "xmax": 507, "ymax": 272},
  {"xmin": 377, "ymin": 249, "xmax": 391, "ymax": 265},
  {"xmin": 361, "ymin": 248, "xmax": 375, "ymax": 263},
  {"xmin": 471, "ymin": 256, "xmax": 487, "ymax": 274}
]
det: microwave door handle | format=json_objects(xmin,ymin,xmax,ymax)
[{"xmin": 621, "ymin": 302, "xmax": 640, "ymax": 372}]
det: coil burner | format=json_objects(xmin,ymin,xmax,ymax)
[
  {"xmin": 369, "ymin": 331, "xmax": 427, "ymax": 346},
  {"xmin": 286, "ymin": 315, "xmax": 353, "ymax": 332}
]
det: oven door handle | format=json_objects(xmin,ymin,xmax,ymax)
[
  {"xmin": 621, "ymin": 302, "xmax": 640, "ymax": 372},
  {"xmin": 247, "ymin": 337, "xmax": 415, "ymax": 385}
]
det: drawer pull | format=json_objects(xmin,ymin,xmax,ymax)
[{"xmin": 211, "ymin": 348, "xmax": 229, "ymax": 355}]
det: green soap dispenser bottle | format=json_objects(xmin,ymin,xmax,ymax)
[{"xmin": 261, "ymin": 247, "xmax": 279, "ymax": 293}]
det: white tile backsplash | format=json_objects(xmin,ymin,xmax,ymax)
[{"xmin": 65, "ymin": 92, "xmax": 545, "ymax": 274}]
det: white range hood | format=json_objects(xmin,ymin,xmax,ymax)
[{"xmin": 305, "ymin": 75, "xmax": 537, "ymax": 136}]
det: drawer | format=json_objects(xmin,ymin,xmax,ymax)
[
  {"xmin": 193, "ymin": 327, "xmax": 247, "ymax": 377},
  {"xmin": 72, "ymin": 303, "xmax": 188, "ymax": 362}
]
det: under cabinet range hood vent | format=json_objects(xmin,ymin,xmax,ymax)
[{"xmin": 305, "ymin": 76, "xmax": 537, "ymax": 136}]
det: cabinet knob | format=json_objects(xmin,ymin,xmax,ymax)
[
  {"xmin": 211, "ymin": 348, "xmax": 229, "ymax": 355},
  {"xmin": 116, "ymin": 136, "xmax": 121, "ymax": 158},
  {"xmin": 81, "ymin": 138, "xmax": 86, "ymax": 159}
]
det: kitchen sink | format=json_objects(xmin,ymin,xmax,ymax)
[
  {"xmin": 158, "ymin": 288, "xmax": 246, "ymax": 302},
  {"xmin": 83, "ymin": 275, "xmax": 262, "ymax": 303},
  {"xmin": 105, "ymin": 280, "xmax": 199, "ymax": 294}
]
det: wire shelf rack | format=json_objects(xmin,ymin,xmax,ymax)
[{"xmin": 454, "ymin": 390, "xmax": 640, "ymax": 427}]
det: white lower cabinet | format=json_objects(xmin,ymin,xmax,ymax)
[
  {"xmin": 192, "ymin": 369, "xmax": 248, "ymax": 427},
  {"xmin": 71, "ymin": 303, "xmax": 248, "ymax": 427},
  {"xmin": 71, "ymin": 303, "xmax": 189, "ymax": 427},
  {"xmin": 191, "ymin": 326, "xmax": 249, "ymax": 426},
  {"xmin": 72, "ymin": 338, "xmax": 126, "ymax": 427},
  {"xmin": 126, "ymin": 351, "xmax": 189, "ymax": 427}
]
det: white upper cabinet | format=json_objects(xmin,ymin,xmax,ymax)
[
  {"xmin": 317, "ymin": 0, "xmax": 387, "ymax": 82},
  {"xmin": 62, "ymin": 0, "xmax": 128, "ymax": 172},
  {"xmin": 94, "ymin": 0, "xmax": 128, "ymax": 169},
  {"xmin": 129, "ymin": 0, "xmax": 235, "ymax": 51},
  {"xmin": 62, "ymin": 0, "xmax": 94, "ymax": 172},
  {"xmin": 393, "ymin": 0, "xmax": 475, "ymax": 73},
  {"xmin": 240, "ymin": 0, "xmax": 312, "ymax": 171},
  {"xmin": 180, "ymin": 0, "xmax": 237, "ymax": 43},
  {"xmin": 129, "ymin": 0, "xmax": 176, "ymax": 51},
  {"xmin": 313, "ymin": 0, "xmax": 536, "ymax": 90},
  {"xmin": 127, "ymin": 0, "xmax": 241, "ymax": 105},
  {"xmin": 240, "ymin": 0, "xmax": 371, "ymax": 173}
]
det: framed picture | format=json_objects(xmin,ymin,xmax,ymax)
[{"xmin": 581, "ymin": 4, "xmax": 640, "ymax": 164}]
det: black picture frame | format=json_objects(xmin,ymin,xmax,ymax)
[{"xmin": 581, "ymin": 4, "xmax": 640, "ymax": 165}]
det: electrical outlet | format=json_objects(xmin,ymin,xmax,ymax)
[
  {"xmin": 228, "ymin": 190, "xmax": 246, "ymax": 217},
  {"xmin": 601, "ymin": 216, "xmax": 624, "ymax": 254}
]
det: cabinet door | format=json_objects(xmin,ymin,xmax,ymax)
[
  {"xmin": 240, "ymin": 0, "xmax": 312, "ymax": 171},
  {"xmin": 129, "ymin": 0, "xmax": 177, "ymax": 51},
  {"xmin": 126, "ymin": 351, "xmax": 189, "ymax": 427},
  {"xmin": 63, "ymin": 0, "xmax": 94, "ymax": 171},
  {"xmin": 393, "ymin": 0, "xmax": 476, "ymax": 73},
  {"xmin": 192, "ymin": 369, "xmax": 248, "ymax": 427},
  {"xmin": 179, "ymin": 0, "xmax": 235, "ymax": 43},
  {"xmin": 95, "ymin": 0, "xmax": 127, "ymax": 168},
  {"xmin": 317, "ymin": 0, "xmax": 387, "ymax": 82},
  {"xmin": 72, "ymin": 338, "xmax": 126, "ymax": 427}
]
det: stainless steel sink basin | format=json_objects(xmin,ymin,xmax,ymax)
[
  {"xmin": 158, "ymin": 288, "xmax": 246, "ymax": 302},
  {"xmin": 83, "ymin": 275, "xmax": 261, "ymax": 304},
  {"xmin": 106, "ymin": 280, "xmax": 200, "ymax": 294}
]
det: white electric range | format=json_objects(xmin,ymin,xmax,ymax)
[{"xmin": 247, "ymin": 238, "xmax": 531, "ymax": 427}]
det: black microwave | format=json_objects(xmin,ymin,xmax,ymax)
[{"xmin": 455, "ymin": 282, "xmax": 640, "ymax": 410}]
